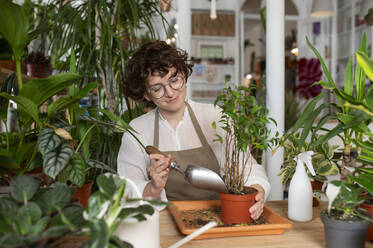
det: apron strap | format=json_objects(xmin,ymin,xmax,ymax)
[
  {"xmin": 185, "ymin": 101, "xmax": 209, "ymax": 146},
  {"xmin": 154, "ymin": 110, "xmax": 160, "ymax": 147},
  {"xmin": 153, "ymin": 101, "xmax": 209, "ymax": 147}
]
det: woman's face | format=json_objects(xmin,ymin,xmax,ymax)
[{"xmin": 144, "ymin": 67, "xmax": 187, "ymax": 115}]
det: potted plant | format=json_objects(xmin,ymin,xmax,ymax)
[
  {"xmin": 301, "ymin": 33, "xmax": 373, "ymax": 247},
  {"xmin": 0, "ymin": 174, "xmax": 85, "ymax": 247},
  {"xmin": 213, "ymin": 84, "xmax": 275, "ymax": 224},
  {"xmin": 279, "ymin": 133, "xmax": 339, "ymax": 206},
  {"xmin": 82, "ymin": 172, "xmax": 167, "ymax": 248}
]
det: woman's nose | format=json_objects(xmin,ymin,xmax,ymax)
[{"xmin": 164, "ymin": 84, "xmax": 174, "ymax": 97}]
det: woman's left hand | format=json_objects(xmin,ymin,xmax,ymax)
[{"xmin": 249, "ymin": 184, "xmax": 265, "ymax": 220}]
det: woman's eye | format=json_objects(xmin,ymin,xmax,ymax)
[
  {"xmin": 150, "ymin": 86, "xmax": 162, "ymax": 92},
  {"xmin": 169, "ymin": 77, "xmax": 178, "ymax": 84}
]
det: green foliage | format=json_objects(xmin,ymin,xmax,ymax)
[
  {"xmin": 214, "ymin": 84, "xmax": 275, "ymax": 194},
  {"xmin": 303, "ymin": 33, "xmax": 373, "ymax": 221},
  {"xmin": 279, "ymin": 134, "xmax": 339, "ymax": 184},
  {"xmin": 83, "ymin": 173, "xmax": 167, "ymax": 247},
  {"xmin": 0, "ymin": 175, "xmax": 85, "ymax": 247},
  {"xmin": 327, "ymin": 180, "xmax": 371, "ymax": 221}
]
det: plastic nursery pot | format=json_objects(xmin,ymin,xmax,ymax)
[
  {"xmin": 72, "ymin": 181, "xmax": 93, "ymax": 208},
  {"xmin": 219, "ymin": 186, "xmax": 257, "ymax": 225},
  {"xmin": 361, "ymin": 202, "xmax": 373, "ymax": 241},
  {"xmin": 311, "ymin": 180, "xmax": 323, "ymax": 207},
  {"xmin": 320, "ymin": 210, "xmax": 371, "ymax": 248}
]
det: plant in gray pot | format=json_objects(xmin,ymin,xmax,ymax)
[{"xmin": 322, "ymin": 179, "xmax": 372, "ymax": 248}]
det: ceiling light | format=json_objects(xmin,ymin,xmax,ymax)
[{"xmin": 311, "ymin": 0, "xmax": 333, "ymax": 18}]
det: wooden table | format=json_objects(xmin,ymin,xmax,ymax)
[{"xmin": 160, "ymin": 200, "xmax": 373, "ymax": 248}]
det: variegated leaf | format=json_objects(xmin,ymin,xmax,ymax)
[
  {"xmin": 64, "ymin": 154, "xmax": 85, "ymax": 187},
  {"xmin": 38, "ymin": 127, "xmax": 61, "ymax": 155},
  {"xmin": 43, "ymin": 143, "xmax": 74, "ymax": 177},
  {"xmin": 86, "ymin": 159, "xmax": 116, "ymax": 173}
]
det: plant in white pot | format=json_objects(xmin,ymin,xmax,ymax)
[{"xmin": 213, "ymin": 84, "xmax": 276, "ymax": 224}]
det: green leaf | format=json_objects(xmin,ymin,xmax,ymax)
[
  {"xmin": 289, "ymin": 92, "xmax": 325, "ymax": 135},
  {"xmin": 88, "ymin": 219, "xmax": 109, "ymax": 248},
  {"xmin": 0, "ymin": 0, "xmax": 29, "ymax": 61},
  {"xmin": 0, "ymin": 197, "xmax": 18, "ymax": 218},
  {"xmin": 37, "ymin": 127, "xmax": 62, "ymax": 155},
  {"xmin": 312, "ymin": 123, "xmax": 345, "ymax": 148},
  {"xmin": 36, "ymin": 184, "xmax": 71, "ymax": 214},
  {"xmin": 19, "ymin": 72, "xmax": 81, "ymax": 107},
  {"xmin": 64, "ymin": 153, "xmax": 85, "ymax": 187},
  {"xmin": 28, "ymin": 216, "xmax": 50, "ymax": 237},
  {"xmin": 306, "ymin": 37, "xmax": 336, "ymax": 89},
  {"xmin": 337, "ymin": 113, "xmax": 355, "ymax": 124},
  {"xmin": 0, "ymin": 93, "xmax": 42, "ymax": 128},
  {"xmin": 43, "ymin": 143, "xmax": 74, "ymax": 177},
  {"xmin": 355, "ymin": 33, "xmax": 367, "ymax": 101},
  {"xmin": 356, "ymin": 51, "xmax": 373, "ymax": 82},
  {"xmin": 17, "ymin": 202, "xmax": 42, "ymax": 225},
  {"xmin": 363, "ymin": 85, "xmax": 373, "ymax": 112},
  {"xmin": 297, "ymin": 103, "xmax": 327, "ymax": 152},
  {"xmin": 86, "ymin": 159, "xmax": 116, "ymax": 173},
  {"xmin": 50, "ymin": 205, "xmax": 85, "ymax": 228},
  {"xmin": 10, "ymin": 175, "xmax": 39, "ymax": 203},
  {"xmin": 85, "ymin": 191, "xmax": 108, "ymax": 220},
  {"xmin": 94, "ymin": 108, "xmax": 135, "ymax": 133},
  {"xmin": 118, "ymin": 204, "xmax": 155, "ymax": 220},
  {"xmin": 39, "ymin": 225, "xmax": 70, "ymax": 239},
  {"xmin": 47, "ymin": 95, "xmax": 81, "ymax": 118},
  {"xmin": 96, "ymin": 173, "xmax": 124, "ymax": 198},
  {"xmin": 350, "ymin": 173, "xmax": 373, "ymax": 195}
]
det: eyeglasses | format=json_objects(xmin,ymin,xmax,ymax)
[{"xmin": 147, "ymin": 75, "xmax": 185, "ymax": 99}]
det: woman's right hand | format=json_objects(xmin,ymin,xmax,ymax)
[{"xmin": 144, "ymin": 153, "xmax": 171, "ymax": 198}]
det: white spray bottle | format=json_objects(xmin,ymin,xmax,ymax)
[{"xmin": 288, "ymin": 151, "xmax": 315, "ymax": 222}]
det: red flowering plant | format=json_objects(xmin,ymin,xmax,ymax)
[{"xmin": 296, "ymin": 58, "xmax": 323, "ymax": 99}]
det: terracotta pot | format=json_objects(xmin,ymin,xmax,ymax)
[
  {"xmin": 311, "ymin": 180, "xmax": 323, "ymax": 207},
  {"xmin": 321, "ymin": 210, "xmax": 370, "ymax": 248},
  {"xmin": 219, "ymin": 187, "xmax": 257, "ymax": 225},
  {"xmin": 72, "ymin": 181, "xmax": 93, "ymax": 208},
  {"xmin": 361, "ymin": 202, "xmax": 373, "ymax": 241}
]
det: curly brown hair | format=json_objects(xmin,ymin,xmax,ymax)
[{"xmin": 122, "ymin": 40, "xmax": 193, "ymax": 101}]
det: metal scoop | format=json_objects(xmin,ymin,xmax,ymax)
[{"xmin": 145, "ymin": 146, "xmax": 228, "ymax": 193}]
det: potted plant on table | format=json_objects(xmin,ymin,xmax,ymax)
[
  {"xmin": 279, "ymin": 132, "xmax": 340, "ymax": 206},
  {"xmin": 213, "ymin": 84, "xmax": 275, "ymax": 224},
  {"xmin": 302, "ymin": 33, "xmax": 373, "ymax": 247}
]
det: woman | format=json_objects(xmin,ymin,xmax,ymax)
[{"xmin": 117, "ymin": 41, "xmax": 270, "ymax": 220}]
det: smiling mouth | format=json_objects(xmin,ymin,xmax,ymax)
[{"xmin": 166, "ymin": 96, "xmax": 178, "ymax": 103}]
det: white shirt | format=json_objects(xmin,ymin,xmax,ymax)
[{"xmin": 117, "ymin": 99, "xmax": 271, "ymax": 202}]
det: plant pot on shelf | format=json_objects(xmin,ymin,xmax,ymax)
[
  {"xmin": 311, "ymin": 180, "xmax": 323, "ymax": 207},
  {"xmin": 320, "ymin": 210, "xmax": 370, "ymax": 248},
  {"xmin": 219, "ymin": 187, "xmax": 257, "ymax": 225},
  {"xmin": 72, "ymin": 181, "xmax": 93, "ymax": 208},
  {"xmin": 361, "ymin": 202, "xmax": 373, "ymax": 241}
]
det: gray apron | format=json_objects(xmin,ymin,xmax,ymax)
[{"xmin": 153, "ymin": 102, "xmax": 221, "ymax": 201}]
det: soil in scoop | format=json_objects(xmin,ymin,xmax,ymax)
[{"xmin": 180, "ymin": 206, "xmax": 268, "ymax": 229}]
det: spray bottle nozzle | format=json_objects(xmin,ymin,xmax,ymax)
[{"xmin": 294, "ymin": 151, "xmax": 316, "ymax": 177}]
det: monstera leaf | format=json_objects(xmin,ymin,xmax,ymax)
[{"xmin": 43, "ymin": 143, "xmax": 74, "ymax": 177}]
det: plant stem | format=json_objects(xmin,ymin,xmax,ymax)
[{"xmin": 15, "ymin": 59, "xmax": 23, "ymax": 90}]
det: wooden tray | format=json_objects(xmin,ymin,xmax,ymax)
[{"xmin": 168, "ymin": 200, "xmax": 293, "ymax": 240}]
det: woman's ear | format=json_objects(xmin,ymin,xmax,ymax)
[{"xmin": 144, "ymin": 93, "xmax": 151, "ymax": 102}]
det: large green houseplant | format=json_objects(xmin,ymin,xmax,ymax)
[
  {"xmin": 212, "ymin": 84, "xmax": 276, "ymax": 224},
  {"xmin": 298, "ymin": 33, "xmax": 373, "ymax": 248}
]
